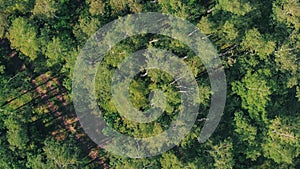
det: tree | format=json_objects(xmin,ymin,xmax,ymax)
[
  {"xmin": 7, "ymin": 17, "xmax": 40, "ymax": 60},
  {"xmin": 209, "ymin": 139, "xmax": 234, "ymax": 169},
  {"xmin": 73, "ymin": 16, "xmax": 101, "ymax": 42},
  {"xmin": 127, "ymin": 0, "xmax": 143, "ymax": 13},
  {"xmin": 158, "ymin": 0, "xmax": 189, "ymax": 19},
  {"xmin": 61, "ymin": 48, "xmax": 79, "ymax": 91},
  {"xmin": 26, "ymin": 137, "xmax": 89, "ymax": 169},
  {"xmin": 109, "ymin": 0, "xmax": 127, "ymax": 13},
  {"xmin": 232, "ymin": 69, "xmax": 271, "ymax": 122},
  {"xmin": 42, "ymin": 138, "xmax": 88, "ymax": 168},
  {"xmin": 88, "ymin": 0, "xmax": 105, "ymax": 16},
  {"xmin": 0, "ymin": 62, "xmax": 4, "ymax": 75},
  {"xmin": 44, "ymin": 37, "xmax": 68, "ymax": 67},
  {"xmin": 197, "ymin": 16, "xmax": 216, "ymax": 35},
  {"xmin": 297, "ymin": 87, "xmax": 300, "ymax": 102},
  {"xmin": 241, "ymin": 28, "xmax": 275, "ymax": 60},
  {"xmin": 0, "ymin": 0, "xmax": 33, "ymax": 14},
  {"xmin": 160, "ymin": 152, "xmax": 183, "ymax": 169},
  {"xmin": 262, "ymin": 116, "xmax": 300, "ymax": 164},
  {"xmin": 0, "ymin": 13, "xmax": 8, "ymax": 39},
  {"xmin": 1, "ymin": 0, "xmax": 300, "ymax": 168},
  {"xmin": 32, "ymin": 0, "xmax": 58, "ymax": 18},
  {"xmin": 26, "ymin": 154, "xmax": 46, "ymax": 169},
  {"xmin": 234, "ymin": 111, "xmax": 261, "ymax": 160},
  {"xmin": 222, "ymin": 21, "xmax": 238, "ymax": 41},
  {"xmin": 272, "ymin": 0, "xmax": 300, "ymax": 31},
  {"xmin": 0, "ymin": 142, "xmax": 18, "ymax": 169},
  {"xmin": 275, "ymin": 43, "xmax": 299, "ymax": 88},
  {"xmin": 4, "ymin": 116, "xmax": 29, "ymax": 151},
  {"xmin": 216, "ymin": 0, "xmax": 252, "ymax": 16}
]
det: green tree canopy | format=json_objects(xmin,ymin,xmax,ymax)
[
  {"xmin": 232, "ymin": 69, "xmax": 271, "ymax": 122},
  {"xmin": 32, "ymin": 0, "xmax": 59, "ymax": 18},
  {"xmin": 216, "ymin": 0, "xmax": 252, "ymax": 16},
  {"xmin": 7, "ymin": 17, "xmax": 40, "ymax": 60},
  {"xmin": 262, "ymin": 116, "xmax": 300, "ymax": 164}
]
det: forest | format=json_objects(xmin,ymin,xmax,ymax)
[{"xmin": 0, "ymin": 0, "xmax": 299, "ymax": 168}]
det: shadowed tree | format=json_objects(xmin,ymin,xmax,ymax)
[
  {"xmin": 4, "ymin": 116, "xmax": 29, "ymax": 151},
  {"xmin": 0, "ymin": 14, "xmax": 8, "ymax": 39},
  {"xmin": 234, "ymin": 111, "xmax": 261, "ymax": 160}
]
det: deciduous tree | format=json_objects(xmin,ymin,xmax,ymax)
[{"xmin": 7, "ymin": 18, "xmax": 40, "ymax": 60}]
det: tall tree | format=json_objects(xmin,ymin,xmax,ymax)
[
  {"xmin": 42, "ymin": 138, "xmax": 88, "ymax": 168},
  {"xmin": 7, "ymin": 17, "xmax": 40, "ymax": 60},
  {"xmin": 216, "ymin": 0, "xmax": 252, "ymax": 16},
  {"xmin": 262, "ymin": 116, "xmax": 300, "ymax": 164},
  {"xmin": 234, "ymin": 111, "xmax": 261, "ymax": 161},
  {"xmin": 88, "ymin": 0, "xmax": 105, "ymax": 16},
  {"xmin": 32, "ymin": 0, "xmax": 59, "ymax": 18},
  {"xmin": 209, "ymin": 139, "xmax": 234, "ymax": 169},
  {"xmin": 232, "ymin": 69, "xmax": 271, "ymax": 122},
  {"xmin": 241, "ymin": 28, "xmax": 275, "ymax": 60},
  {"xmin": 4, "ymin": 116, "xmax": 29, "ymax": 151},
  {"xmin": 0, "ymin": 13, "xmax": 8, "ymax": 39},
  {"xmin": 272, "ymin": 0, "xmax": 300, "ymax": 31}
]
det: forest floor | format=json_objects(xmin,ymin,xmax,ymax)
[{"xmin": 32, "ymin": 73, "xmax": 109, "ymax": 168}]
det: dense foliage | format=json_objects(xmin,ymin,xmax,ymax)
[{"xmin": 0, "ymin": 0, "xmax": 299, "ymax": 168}]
